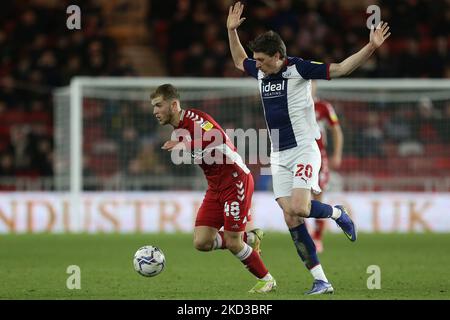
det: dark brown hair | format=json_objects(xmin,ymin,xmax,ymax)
[{"xmin": 248, "ymin": 30, "xmax": 287, "ymax": 58}]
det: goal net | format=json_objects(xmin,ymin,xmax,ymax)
[{"xmin": 53, "ymin": 78, "xmax": 450, "ymax": 198}]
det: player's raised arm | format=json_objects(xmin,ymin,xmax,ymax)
[
  {"xmin": 329, "ymin": 21, "xmax": 391, "ymax": 78},
  {"xmin": 227, "ymin": 2, "xmax": 248, "ymax": 72}
]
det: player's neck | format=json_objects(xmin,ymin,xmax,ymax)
[
  {"xmin": 272, "ymin": 59, "xmax": 286, "ymax": 75},
  {"xmin": 170, "ymin": 109, "xmax": 183, "ymax": 128}
]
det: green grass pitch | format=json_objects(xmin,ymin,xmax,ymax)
[{"xmin": 0, "ymin": 233, "xmax": 449, "ymax": 299}]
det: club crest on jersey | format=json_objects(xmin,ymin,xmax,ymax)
[
  {"xmin": 330, "ymin": 112, "xmax": 338, "ymax": 122},
  {"xmin": 261, "ymin": 81, "xmax": 285, "ymax": 97},
  {"xmin": 200, "ymin": 121, "xmax": 214, "ymax": 131}
]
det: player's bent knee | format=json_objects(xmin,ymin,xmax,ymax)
[
  {"xmin": 225, "ymin": 240, "xmax": 243, "ymax": 253},
  {"xmin": 193, "ymin": 238, "xmax": 214, "ymax": 252},
  {"xmin": 223, "ymin": 234, "xmax": 243, "ymax": 253},
  {"xmin": 284, "ymin": 213, "xmax": 304, "ymax": 228},
  {"xmin": 291, "ymin": 202, "xmax": 310, "ymax": 217},
  {"xmin": 283, "ymin": 208, "xmax": 296, "ymax": 217}
]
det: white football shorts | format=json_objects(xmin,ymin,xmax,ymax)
[{"xmin": 270, "ymin": 140, "xmax": 322, "ymax": 199}]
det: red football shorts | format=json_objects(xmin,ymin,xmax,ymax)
[{"xmin": 195, "ymin": 173, "xmax": 254, "ymax": 232}]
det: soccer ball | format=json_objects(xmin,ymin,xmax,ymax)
[{"xmin": 133, "ymin": 246, "xmax": 166, "ymax": 277}]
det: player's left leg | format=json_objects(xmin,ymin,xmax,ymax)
[
  {"xmin": 291, "ymin": 188, "xmax": 356, "ymax": 242},
  {"xmin": 193, "ymin": 226, "xmax": 219, "ymax": 251},
  {"xmin": 193, "ymin": 224, "xmax": 257, "ymax": 252},
  {"xmin": 209, "ymin": 229, "xmax": 262, "ymax": 252},
  {"xmin": 277, "ymin": 196, "xmax": 333, "ymax": 294},
  {"xmin": 195, "ymin": 187, "xmax": 259, "ymax": 251},
  {"xmin": 194, "ymin": 189, "xmax": 226, "ymax": 251}
]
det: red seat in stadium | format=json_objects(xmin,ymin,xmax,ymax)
[
  {"xmin": 340, "ymin": 156, "xmax": 361, "ymax": 172},
  {"xmin": 425, "ymin": 143, "xmax": 448, "ymax": 157},
  {"xmin": 89, "ymin": 154, "xmax": 119, "ymax": 177},
  {"xmin": 435, "ymin": 157, "xmax": 450, "ymax": 170}
]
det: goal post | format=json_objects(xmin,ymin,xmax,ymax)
[{"xmin": 53, "ymin": 77, "xmax": 450, "ymax": 211}]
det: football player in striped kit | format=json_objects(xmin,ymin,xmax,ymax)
[{"xmin": 227, "ymin": 2, "xmax": 390, "ymax": 294}]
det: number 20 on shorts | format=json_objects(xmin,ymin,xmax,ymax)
[{"xmin": 295, "ymin": 164, "xmax": 313, "ymax": 179}]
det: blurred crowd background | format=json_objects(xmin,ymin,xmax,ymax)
[{"xmin": 0, "ymin": 0, "xmax": 449, "ymax": 191}]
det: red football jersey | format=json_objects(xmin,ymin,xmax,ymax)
[
  {"xmin": 175, "ymin": 108, "xmax": 250, "ymax": 189},
  {"xmin": 314, "ymin": 99, "xmax": 339, "ymax": 154}
]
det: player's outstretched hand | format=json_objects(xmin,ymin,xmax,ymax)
[
  {"xmin": 227, "ymin": 2, "xmax": 246, "ymax": 31},
  {"xmin": 370, "ymin": 21, "xmax": 391, "ymax": 48},
  {"xmin": 162, "ymin": 140, "xmax": 182, "ymax": 151}
]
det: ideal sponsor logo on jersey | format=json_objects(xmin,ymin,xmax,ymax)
[
  {"xmin": 200, "ymin": 121, "xmax": 214, "ymax": 131},
  {"xmin": 261, "ymin": 81, "xmax": 285, "ymax": 97}
]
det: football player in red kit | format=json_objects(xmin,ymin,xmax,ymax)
[
  {"xmin": 151, "ymin": 84, "xmax": 276, "ymax": 293},
  {"xmin": 312, "ymin": 81, "xmax": 344, "ymax": 253}
]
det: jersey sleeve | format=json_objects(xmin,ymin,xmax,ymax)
[
  {"xmin": 243, "ymin": 58, "xmax": 258, "ymax": 79},
  {"xmin": 323, "ymin": 102, "xmax": 339, "ymax": 126},
  {"xmin": 295, "ymin": 59, "xmax": 330, "ymax": 80},
  {"xmin": 178, "ymin": 109, "xmax": 225, "ymax": 151}
]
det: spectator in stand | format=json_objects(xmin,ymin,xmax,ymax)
[
  {"xmin": 149, "ymin": 0, "xmax": 449, "ymax": 79},
  {"xmin": 384, "ymin": 106, "xmax": 414, "ymax": 143},
  {"xmin": 0, "ymin": 1, "xmax": 136, "ymax": 186},
  {"xmin": 427, "ymin": 37, "xmax": 450, "ymax": 78},
  {"xmin": 355, "ymin": 111, "xmax": 384, "ymax": 158},
  {"xmin": 33, "ymin": 137, "xmax": 53, "ymax": 176},
  {"xmin": 411, "ymin": 97, "xmax": 442, "ymax": 144},
  {"xmin": 0, "ymin": 153, "xmax": 15, "ymax": 177},
  {"xmin": 7, "ymin": 125, "xmax": 34, "ymax": 171},
  {"xmin": 437, "ymin": 102, "xmax": 450, "ymax": 144}
]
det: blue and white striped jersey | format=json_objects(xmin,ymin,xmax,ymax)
[{"xmin": 244, "ymin": 57, "xmax": 330, "ymax": 152}]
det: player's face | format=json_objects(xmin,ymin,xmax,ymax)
[
  {"xmin": 254, "ymin": 52, "xmax": 280, "ymax": 75},
  {"xmin": 152, "ymin": 96, "xmax": 173, "ymax": 125}
]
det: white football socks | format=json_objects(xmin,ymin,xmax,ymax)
[
  {"xmin": 234, "ymin": 243, "xmax": 252, "ymax": 261},
  {"xmin": 310, "ymin": 264, "xmax": 328, "ymax": 283},
  {"xmin": 331, "ymin": 207, "xmax": 342, "ymax": 220},
  {"xmin": 260, "ymin": 273, "xmax": 273, "ymax": 281},
  {"xmin": 212, "ymin": 233, "xmax": 223, "ymax": 250},
  {"xmin": 246, "ymin": 231, "xmax": 255, "ymax": 245}
]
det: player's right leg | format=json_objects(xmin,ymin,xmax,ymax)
[
  {"xmin": 277, "ymin": 196, "xmax": 333, "ymax": 294},
  {"xmin": 285, "ymin": 142, "xmax": 357, "ymax": 242},
  {"xmin": 224, "ymin": 230, "xmax": 276, "ymax": 294}
]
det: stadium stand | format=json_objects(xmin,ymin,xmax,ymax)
[
  {"xmin": 0, "ymin": 0, "xmax": 135, "ymax": 189},
  {"xmin": 0, "ymin": 0, "xmax": 449, "ymax": 191}
]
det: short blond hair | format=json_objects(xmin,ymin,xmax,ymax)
[{"xmin": 150, "ymin": 84, "xmax": 180, "ymax": 101}]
